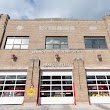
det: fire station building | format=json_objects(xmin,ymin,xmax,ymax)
[{"xmin": 0, "ymin": 14, "xmax": 110, "ymax": 105}]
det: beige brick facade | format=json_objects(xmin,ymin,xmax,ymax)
[{"xmin": 1, "ymin": 14, "xmax": 110, "ymax": 104}]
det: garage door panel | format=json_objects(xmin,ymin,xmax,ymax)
[
  {"xmin": 42, "ymin": 71, "xmax": 72, "ymax": 76},
  {"xmin": 0, "ymin": 97, "xmax": 24, "ymax": 104},
  {"xmin": 40, "ymin": 71, "xmax": 74, "ymax": 104},
  {"xmin": 86, "ymin": 70, "xmax": 110, "ymax": 104},
  {"xmin": 90, "ymin": 97, "xmax": 110, "ymax": 104},
  {"xmin": 41, "ymin": 97, "xmax": 74, "ymax": 104}
]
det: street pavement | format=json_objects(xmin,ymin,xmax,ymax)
[{"xmin": 0, "ymin": 103, "xmax": 110, "ymax": 110}]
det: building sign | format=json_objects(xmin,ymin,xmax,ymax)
[
  {"xmin": 39, "ymin": 26, "xmax": 75, "ymax": 31},
  {"xmin": 43, "ymin": 63, "xmax": 70, "ymax": 67},
  {"xmin": 27, "ymin": 88, "xmax": 35, "ymax": 96},
  {"xmin": 32, "ymin": 50, "xmax": 81, "ymax": 54}
]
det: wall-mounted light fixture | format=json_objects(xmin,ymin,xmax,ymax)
[
  {"xmin": 55, "ymin": 54, "xmax": 60, "ymax": 62},
  {"xmin": 11, "ymin": 54, "xmax": 17, "ymax": 62},
  {"xmin": 97, "ymin": 54, "xmax": 102, "ymax": 62}
]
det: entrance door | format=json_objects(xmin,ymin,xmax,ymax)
[
  {"xmin": 0, "ymin": 71, "xmax": 27, "ymax": 104},
  {"xmin": 86, "ymin": 70, "xmax": 110, "ymax": 104},
  {"xmin": 40, "ymin": 70, "xmax": 74, "ymax": 104}
]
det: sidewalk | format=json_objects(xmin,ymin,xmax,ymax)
[
  {"xmin": 69, "ymin": 102, "xmax": 110, "ymax": 110},
  {"xmin": 1, "ymin": 102, "xmax": 110, "ymax": 110}
]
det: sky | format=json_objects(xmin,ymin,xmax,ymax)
[{"xmin": 0, "ymin": 0, "xmax": 110, "ymax": 20}]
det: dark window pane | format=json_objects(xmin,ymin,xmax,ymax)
[
  {"xmin": 92, "ymin": 39, "xmax": 99, "ymax": 48},
  {"xmin": 99, "ymin": 91, "xmax": 109, "ymax": 96},
  {"xmin": 107, "ymin": 76, "xmax": 110, "ymax": 79},
  {"xmin": 108, "ymin": 81, "xmax": 110, "ymax": 84},
  {"xmin": 87, "ymin": 81, "xmax": 96, "ymax": 84},
  {"xmin": 4, "ymin": 86, "xmax": 14, "ymax": 90},
  {"xmin": 62, "ymin": 76, "xmax": 72, "ymax": 79},
  {"xmin": 46, "ymin": 45, "xmax": 53, "ymax": 49},
  {"xmin": 46, "ymin": 38, "xmax": 54, "ymax": 44},
  {"xmin": 52, "ymin": 76, "xmax": 61, "ymax": 79},
  {"xmin": 51, "ymin": 92, "xmax": 61, "ymax": 97},
  {"xmin": 88, "ymin": 86, "xmax": 97, "ymax": 90},
  {"xmin": 52, "ymin": 81, "xmax": 61, "ymax": 84},
  {"xmin": 86, "ymin": 76, "xmax": 95, "ymax": 79},
  {"xmin": 41, "ymin": 76, "xmax": 50, "ymax": 79},
  {"xmin": 53, "ymin": 39, "xmax": 60, "ymax": 44},
  {"xmin": 0, "ymin": 86, "xmax": 3, "ymax": 90},
  {"xmin": 3, "ymin": 92, "xmax": 14, "ymax": 97},
  {"xmin": 54, "ymin": 45, "xmax": 60, "ymax": 49},
  {"xmin": 63, "ymin": 92, "xmax": 73, "ymax": 97},
  {"xmin": 0, "ymin": 81, "xmax": 4, "ymax": 84},
  {"xmin": 17, "ymin": 75, "xmax": 26, "ymax": 79},
  {"xmin": 41, "ymin": 81, "xmax": 50, "ymax": 84},
  {"xmin": 62, "ymin": 81, "xmax": 72, "ymax": 84},
  {"xmin": 6, "ymin": 75, "xmax": 16, "ymax": 79},
  {"xmin": 88, "ymin": 92, "xmax": 98, "ymax": 97},
  {"xmin": 15, "ymin": 85, "xmax": 25, "ymax": 90},
  {"xmin": 5, "ymin": 80, "xmax": 15, "ymax": 84},
  {"xmin": 97, "ymin": 80, "xmax": 107, "ymax": 84},
  {"xmin": 109, "ymin": 86, "xmax": 110, "ymax": 90},
  {"xmin": 16, "ymin": 80, "xmax": 26, "ymax": 84},
  {"xmin": 63, "ymin": 86, "xmax": 72, "ymax": 90},
  {"xmin": 61, "ymin": 45, "xmax": 68, "ymax": 49},
  {"xmin": 52, "ymin": 86, "xmax": 61, "ymax": 90},
  {"xmin": 96, "ymin": 76, "xmax": 106, "ymax": 79},
  {"xmin": 14, "ymin": 91, "xmax": 24, "ymax": 97},
  {"xmin": 85, "ymin": 39, "xmax": 92, "ymax": 48},
  {"xmin": 0, "ymin": 92, "xmax": 2, "ymax": 97},
  {"xmin": 98, "ymin": 86, "xmax": 108, "ymax": 90},
  {"xmin": 60, "ymin": 38, "xmax": 67, "ymax": 44},
  {"xmin": 40, "ymin": 92, "xmax": 50, "ymax": 97},
  {"xmin": 40, "ymin": 86, "xmax": 50, "ymax": 91},
  {"xmin": 0, "ymin": 76, "xmax": 5, "ymax": 79},
  {"xmin": 99, "ymin": 39, "xmax": 107, "ymax": 48}
]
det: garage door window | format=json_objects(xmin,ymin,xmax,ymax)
[
  {"xmin": 0, "ymin": 75, "xmax": 26, "ymax": 97},
  {"xmin": 40, "ymin": 75, "xmax": 73, "ymax": 97},
  {"xmin": 87, "ymin": 74, "xmax": 110, "ymax": 97}
]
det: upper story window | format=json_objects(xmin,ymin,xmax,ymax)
[
  {"xmin": 4, "ymin": 36, "xmax": 29, "ymax": 49},
  {"xmin": 46, "ymin": 36, "xmax": 68, "ymax": 49},
  {"xmin": 84, "ymin": 36, "xmax": 107, "ymax": 49}
]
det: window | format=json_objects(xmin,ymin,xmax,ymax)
[
  {"xmin": 5, "ymin": 36, "xmax": 29, "ymax": 49},
  {"xmin": 84, "ymin": 36, "xmax": 107, "ymax": 49},
  {"xmin": 46, "ymin": 36, "xmax": 68, "ymax": 49}
]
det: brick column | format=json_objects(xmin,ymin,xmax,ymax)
[
  {"xmin": 73, "ymin": 58, "xmax": 89, "ymax": 102},
  {"xmin": 0, "ymin": 14, "xmax": 10, "ymax": 49},
  {"xmin": 24, "ymin": 59, "xmax": 40, "ymax": 103}
]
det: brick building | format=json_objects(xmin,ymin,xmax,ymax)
[{"xmin": 0, "ymin": 14, "xmax": 110, "ymax": 104}]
